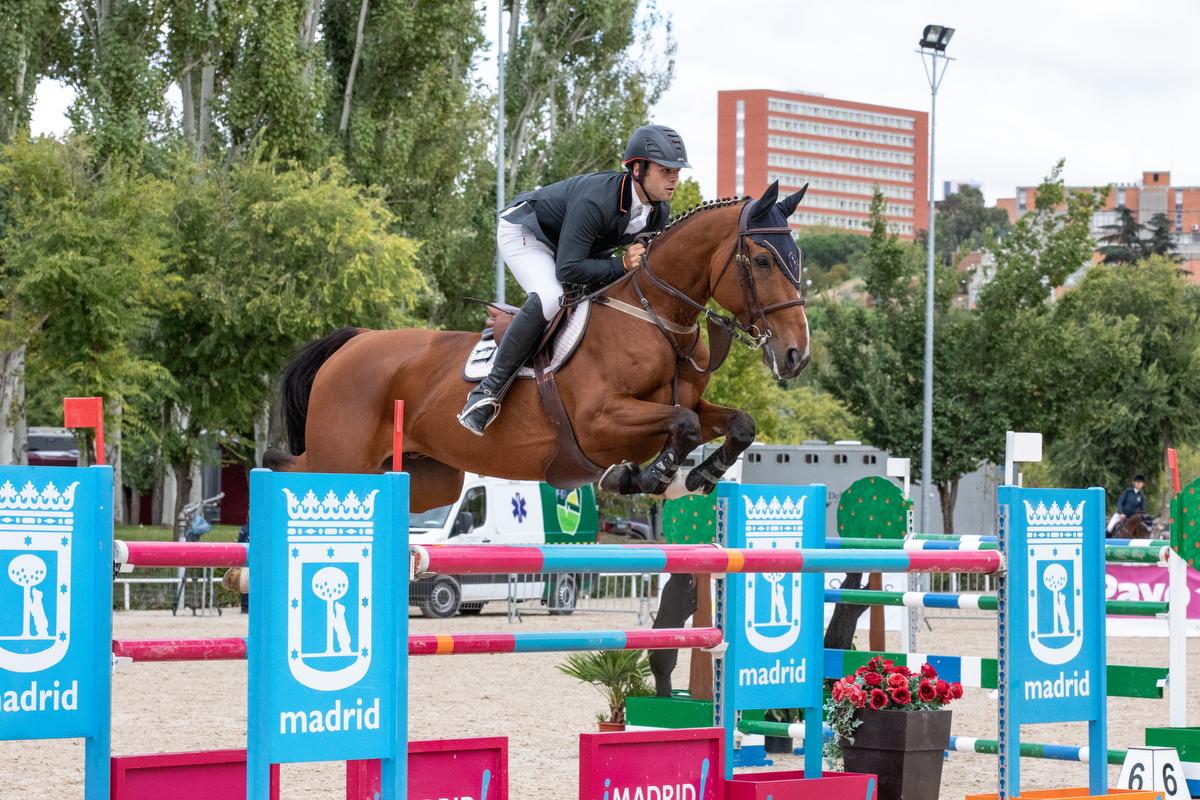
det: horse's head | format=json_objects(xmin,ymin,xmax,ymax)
[{"xmin": 712, "ymin": 182, "xmax": 811, "ymax": 379}]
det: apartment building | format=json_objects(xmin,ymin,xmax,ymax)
[
  {"xmin": 998, "ymin": 171, "xmax": 1200, "ymax": 282},
  {"xmin": 716, "ymin": 89, "xmax": 929, "ymax": 240}
]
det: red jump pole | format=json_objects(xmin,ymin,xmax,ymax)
[{"xmin": 393, "ymin": 400, "xmax": 404, "ymax": 473}]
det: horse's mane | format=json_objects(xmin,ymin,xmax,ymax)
[{"xmin": 646, "ymin": 196, "xmax": 745, "ymax": 247}]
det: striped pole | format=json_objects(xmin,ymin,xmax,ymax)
[
  {"xmin": 948, "ymin": 736, "xmax": 1127, "ymax": 766},
  {"xmin": 831, "ymin": 536, "xmax": 1169, "ymax": 563},
  {"xmin": 412, "ymin": 545, "xmax": 1005, "ymax": 577},
  {"xmin": 910, "ymin": 533, "xmax": 1169, "ymax": 549},
  {"xmin": 824, "ymin": 588, "xmax": 1167, "ymax": 617},
  {"xmin": 111, "ymin": 627, "xmax": 723, "ymax": 663}
]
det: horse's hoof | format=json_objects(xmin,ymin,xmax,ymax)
[{"xmin": 599, "ymin": 461, "xmax": 637, "ymax": 494}]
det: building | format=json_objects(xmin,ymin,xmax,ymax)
[
  {"xmin": 997, "ymin": 171, "xmax": 1200, "ymax": 282},
  {"xmin": 716, "ymin": 89, "xmax": 929, "ymax": 240}
]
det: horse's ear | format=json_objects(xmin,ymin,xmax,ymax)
[
  {"xmin": 749, "ymin": 181, "xmax": 781, "ymax": 219},
  {"xmin": 777, "ymin": 183, "xmax": 808, "ymax": 218}
]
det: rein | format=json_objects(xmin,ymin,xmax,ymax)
[{"xmin": 588, "ymin": 199, "xmax": 806, "ymax": 376}]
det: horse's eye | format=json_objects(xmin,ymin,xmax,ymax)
[{"xmin": 754, "ymin": 254, "xmax": 771, "ymax": 268}]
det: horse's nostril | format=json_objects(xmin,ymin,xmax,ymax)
[{"xmin": 787, "ymin": 348, "xmax": 801, "ymax": 370}]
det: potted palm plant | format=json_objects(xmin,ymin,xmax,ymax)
[
  {"xmin": 557, "ymin": 649, "xmax": 654, "ymax": 731},
  {"xmin": 825, "ymin": 656, "xmax": 961, "ymax": 800}
]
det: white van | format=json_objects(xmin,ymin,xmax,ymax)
[{"xmin": 408, "ymin": 474, "xmax": 598, "ymax": 618}]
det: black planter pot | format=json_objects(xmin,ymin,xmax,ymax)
[
  {"xmin": 840, "ymin": 708, "xmax": 951, "ymax": 800},
  {"xmin": 763, "ymin": 735, "xmax": 793, "ymax": 753}
]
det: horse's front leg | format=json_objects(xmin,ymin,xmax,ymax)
[
  {"xmin": 595, "ymin": 399, "xmax": 702, "ymax": 496},
  {"xmin": 683, "ymin": 398, "xmax": 756, "ymax": 494}
]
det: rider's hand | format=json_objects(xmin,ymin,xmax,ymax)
[{"xmin": 622, "ymin": 243, "xmax": 646, "ymax": 271}]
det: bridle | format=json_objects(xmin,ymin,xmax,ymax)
[{"xmin": 611, "ymin": 199, "xmax": 807, "ymax": 374}]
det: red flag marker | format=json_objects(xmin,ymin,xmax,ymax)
[
  {"xmin": 64, "ymin": 396, "xmax": 105, "ymax": 465},
  {"xmin": 393, "ymin": 400, "xmax": 404, "ymax": 473}
]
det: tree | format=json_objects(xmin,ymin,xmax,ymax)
[
  {"xmin": 1048, "ymin": 256, "xmax": 1200, "ymax": 501},
  {"xmin": 503, "ymin": 0, "xmax": 675, "ymax": 191},
  {"xmin": 1144, "ymin": 212, "xmax": 1177, "ymax": 260},
  {"xmin": 795, "ymin": 229, "xmax": 868, "ymax": 274},
  {"xmin": 0, "ymin": 1, "xmax": 64, "ymax": 144},
  {"xmin": 0, "ymin": 137, "xmax": 173, "ymax": 497},
  {"xmin": 819, "ymin": 165, "xmax": 1104, "ymax": 531},
  {"xmin": 669, "ymin": 177, "xmax": 702, "ymax": 217},
  {"xmin": 323, "ymin": 0, "xmax": 496, "ymax": 331},
  {"xmin": 1099, "ymin": 205, "xmax": 1144, "ymax": 264},
  {"xmin": 921, "ymin": 185, "xmax": 1010, "ymax": 266}
]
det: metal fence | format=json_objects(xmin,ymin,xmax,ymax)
[{"xmin": 505, "ymin": 572, "xmax": 660, "ymax": 624}]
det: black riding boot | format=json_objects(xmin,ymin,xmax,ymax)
[{"xmin": 458, "ymin": 293, "xmax": 548, "ymax": 435}]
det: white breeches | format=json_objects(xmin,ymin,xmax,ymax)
[{"xmin": 497, "ymin": 217, "xmax": 562, "ymax": 321}]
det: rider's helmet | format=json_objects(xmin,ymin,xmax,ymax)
[{"xmin": 623, "ymin": 125, "xmax": 691, "ymax": 171}]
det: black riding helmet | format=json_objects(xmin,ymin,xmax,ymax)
[{"xmin": 623, "ymin": 124, "xmax": 691, "ymax": 171}]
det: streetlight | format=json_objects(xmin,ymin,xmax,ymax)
[{"xmin": 916, "ymin": 24, "xmax": 954, "ymax": 538}]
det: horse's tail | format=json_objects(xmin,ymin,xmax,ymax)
[{"xmin": 279, "ymin": 327, "xmax": 363, "ymax": 455}]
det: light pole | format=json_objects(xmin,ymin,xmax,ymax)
[
  {"xmin": 916, "ymin": 24, "xmax": 954, "ymax": 536},
  {"xmin": 495, "ymin": 2, "xmax": 508, "ymax": 304}
]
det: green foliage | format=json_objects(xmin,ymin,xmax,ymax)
[
  {"xmin": 920, "ymin": 185, "xmax": 1010, "ymax": 267},
  {"xmin": 556, "ymin": 648, "xmax": 653, "ymax": 724},
  {"xmin": 669, "ymin": 177, "xmax": 702, "ymax": 217},
  {"xmin": 0, "ymin": 136, "xmax": 174, "ymax": 434},
  {"xmin": 326, "ymin": 0, "xmax": 496, "ymax": 330},
  {"xmin": 818, "ymin": 164, "xmax": 1102, "ymax": 529},
  {"xmin": 504, "ymin": 0, "xmax": 675, "ymax": 190},
  {"xmin": 1144, "ymin": 213, "xmax": 1177, "ymax": 260},
  {"xmin": 0, "ymin": 0, "xmax": 63, "ymax": 143},
  {"xmin": 796, "ymin": 229, "xmax": 868, "ymax": 274},
  {"xmin": 1099, "ymin": 205, "xmax": 1144, "ymax": 264},
  {"xmin": 1046, "ymin": 256, "xmax": 1200, "ymax": 500},
  {"xmin": 705, "ymin": 342, "xmax": 859, "ymax": 444}
]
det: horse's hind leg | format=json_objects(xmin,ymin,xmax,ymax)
[{"xmin": 404, "ymin": 455, "xmax": 466, "ymax": 513}]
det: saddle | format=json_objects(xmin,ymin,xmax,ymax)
[{"xmin": 462, "ymin": 299, "xmax": 604, "ymax": 489}]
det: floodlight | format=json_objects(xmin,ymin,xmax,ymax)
[{"xmin": 920, "ymin": 24, "xmax": 955, "ymax": 52}]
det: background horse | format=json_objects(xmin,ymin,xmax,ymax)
[
  {"xmin": 1110, "ymin": 512, "xmax": 1157, "ymax": 539},
  {"xmin": 267, "ymin": 182, "xmax": 812, "ymax": 697}
]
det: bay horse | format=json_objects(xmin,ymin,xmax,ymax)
[
  {"xmin": 265, "ymin": 181, "xmax": 812, "ymax": 697},
  {"xmin": 1110, "ymin": 512, "xmax": 1156, "ymax": 539}
]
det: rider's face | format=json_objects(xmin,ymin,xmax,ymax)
[{"xmin": 638, "ymin": 162, "xmax": 680, "ymax": 203}]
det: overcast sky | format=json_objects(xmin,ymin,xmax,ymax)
[{"xmin": 34, "ymin": 0, "xmax": 1200, "ymax": 205}]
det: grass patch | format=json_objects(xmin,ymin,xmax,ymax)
[{"xmin": 115, "ymin": 524, "xmax": 242, "ymax": 543}]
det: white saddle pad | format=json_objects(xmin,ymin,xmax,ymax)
[{"xmin": 463, "ymin": 300, "xmax": 591, "ymax": 382}]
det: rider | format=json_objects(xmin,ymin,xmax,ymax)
[
  {"xmin": 1108, "ymin": 474, "xmax": 1147, "ymax": 533},
  {"xmin": 458, "ymin": 124, "xmax": 691, "ymax": 435}
]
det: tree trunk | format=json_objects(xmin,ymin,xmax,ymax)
[
  {"xmin": 7, "ymin": 38, "xmax": 29, "ymax": 141},
  {"xmin": 111, "ymin": 399, "xmax": 125, "ymax": 524},
  {"xmin": 0, "ymin": 345, "xmax": 26, "ymax": 466},
  {"xmin": 338, "ymin": 0, "xmax": 369, "ymax": 134},
  {"xmin": 254, "ymin": 397, "xmax": 270, "ymax": 468},
  {"xmin": 13, "ymin": 373, "xmax": 26, "ymax": 465},
  {"xmin": 824, "ymin": 572, "xmax": 869, "ymax": 650},
  {"xmin": 171, "ymin": 459, "xmax": 193, "ymax": 539},
  {"xmin": 298, "ymin": 0, "xmax": 323, "ymax": 89},
  {"xmin": 130, "ymin": 487, "xmax": 141, "ymax": 525},
  {"xmin": 196, "ymin": 0, "xmax": 216, "ymax": 160},
  {"xmin": 179, "ymin": 66, "xmax": 195, "ymax": 144},
  {"xmin": 937, "ymin": 478, "xmax": 959, "ymax": 534}
]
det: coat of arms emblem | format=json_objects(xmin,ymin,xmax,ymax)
[
  {"xmin": 0, "ymin": 480, "xmax": 78, "ymax": 673},
  {"xmin": 285, "ymin": 487, "xmax": 377, "ymax": 691},
  {"xmin": 741, "ymin": 495, "xmax": 805, "ymax": 653},
  {"xmin": 1024, "ymin": 498, "xmax": 1085, "ymax": 665}
]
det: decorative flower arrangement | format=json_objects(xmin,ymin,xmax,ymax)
[{"xmin": 823, "ymin": 656, "xmax": 963, "ymax": 763}]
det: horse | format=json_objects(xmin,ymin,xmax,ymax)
[
  {"xmin": 1109, "ymin": 512, "xmax": 1157, "ymax": 539},
  {"xmin": 265, "ymin": 181, "xmax": 813, "ymax": 696}
]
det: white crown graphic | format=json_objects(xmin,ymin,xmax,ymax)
[
  {"xmin": 284, "ymin": 488, "xmax": 378, "ymax": 522},
  {"xmin": 0, "ymin": 480, "xmax": 79, "ymax": 512},
  {"xmin": 743, "ymin": 495, "xmax": 806, "ymax": 522},
  {"xmin": 1023, "ymin": 499, "xmax": 1085, "ymax": 529}
]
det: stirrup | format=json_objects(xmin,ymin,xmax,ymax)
[{"xmin": 457, "ymin": 396, "xmax": 502, "ymax": 436}]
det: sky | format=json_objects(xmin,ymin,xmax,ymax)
[{"xmin": 34, "ymin": 0, "xmax": 1200, "ymax": 205}]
